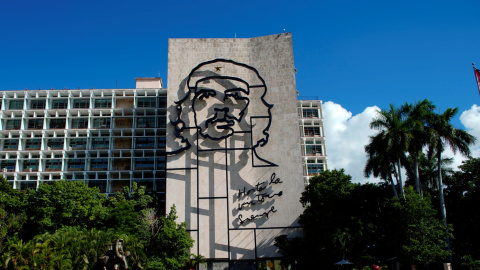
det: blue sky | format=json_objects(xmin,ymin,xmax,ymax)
[
  {"xmin": 1, "ymin": 0, "xmax": 478, "ymax": 117},
  {"xmin": 1, "ymin": 0, "xmax": 479, "ymax": 181}
]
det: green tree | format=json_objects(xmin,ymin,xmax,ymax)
[
  {"xmin": 1, "ymin": 226, "xmax": 144, "ymax": 270},
  {"xmin": 445, "ymin": 157, "xmax": 480, "ymax": 268},
  {"xmin": 402, "ymin": 99, "xmax": 436, "ymax": 195},
  {"xmin": 0, "ymin": 177, "xmax": 27, "ymax": 253},
  {"xmin": 404, "ymin": 152, "xmax": 454, "ymax": 194},
  {"xmin": 1, "ymin": 235, "xmax": 33, "ymax": 270},
  {"xmin": 276, "ymin": 169, "xmax": 454, "ymax": 269},
  {"xmin": 185, "ymin": 254, "xmax": 207, "ymax": 270},
  {"xmin": 25, "ymin": 180, "xmax": 108, "ymax": 236},
  {"xmin": 368, "ymin": 104, "xmax": 409, "ymax": 198},
  {"xmin": 365, "ymin": 132, "xmax": 399, "ymax": 198},
  {"xmin": 389, "ymin": 187, "xmax": 452, "ymax": 267},
  {"xmin": 141, "ymin": 205, "xmax": 194, "ymax": 270},
  {"xmin": 104, "ymin": 182, "xmax": 153, "ymax": 235},
  {"xmin": 426, "ymin": 108, "xmax": 476, "ymax": 225},
  {"xmin": 286, "ymin": 170, "xmax": 390, "ymax": 268}
]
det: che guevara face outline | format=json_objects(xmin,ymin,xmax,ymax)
[{"xmin": 192, "ymin": 77, "xmax": 250, "ymax": 141}]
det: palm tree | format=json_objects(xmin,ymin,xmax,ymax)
[
  {"xmin": 404, "ymin": 152, "xmax": 454, "ymax": 194},
  {"xmin": 186, "ymin": 254, "xmax": 207, "ymax": 270},
  {"xmin": 402, "ymin": 99, "xmax": 436, "ymax": 195},
  {"xmin": 427, "ymin": 107, "xmax": 476, "ymax": 223},
  {"xmin": 426, "ymin": 107, "xmax": 476, "ymax": 264},
  {"xmin": 365, "ymin": 132, "xmax": 399, "ymax": 198},
  {"xmin": 368, "ymin": 104, "xmax": 409, "ymax": 198}
]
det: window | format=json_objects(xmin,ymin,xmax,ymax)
[
  {"xmin": 19, "ymin": 181, "xmax": 36, "ymax": 191},
  {"xmin": 50, "ymin": 119, "xmax": 66, "ymax": 129},
  {"xmin": 304, "ymin": 126, "xmax": 321, "ymax": 136},
  {"xmin": 28, "ymin": 119, "xmax": 44, "ymax": 129},
  {"xmin": 136, "ymin": 137, "xmax": 155, "ymax": 149},
  {"xmin": 73, "ymin": 99, "xmax": 90, "ymax": 109},
  {"xmin": 71, "ymin": 118, "xmax": 88, "ymax": 128},
  {"xmin": 91, "ymin": 138, "xmax": 109, "ymax": 149},
  {"xmin": 306, "ymin": 145, "xmax": 323, "ymax": 155},
  {"xmin": 157, "ymin": 116, "xmax": 166, "ymax": 128},
  {"xmin": 25, "ymin": 139, "xmax": 41, "ymax": 149},
  {"xmin": 47, "ymin": 139, "xmax": 64, "ymax": 150},
  {"xmin": 92, "ymin": 118, "xmax": 111, "ymax": 128},
  {"xmin": 0, "ymin": 160, "xmax": 15, "ymax": 172},
  {"xmin": 24, "ymin": 160, "xmax": 39, "ymax": 171},
  {"xmin": 45, "ymin": 159, "xmax": 62, "ymax": 171},
  {"xmin": 137, "ymin": 98, "xmax": 156, "ymax": 108},
  {"xmin": 155, "ymin": 180, "xmax": 166, "ymax": 192},
  {"xmin": 31, "ymin": 100, "xmax": 46, "ymax": 110},
  {"xmin": 91, "ymin": 158, "xmax": 109, "ymax": 170},
  {"xmin": 136, "ymin": 117, "xmax": 155, "ymax": 128},
  {"xmin": 307, "ymin": 164, "xmax": 324, "ymax": 175},
  {"xmin": 94, "ymin": 99, "xmax": 112, "ymax": 108},
  {"xmin": 68, "ymin": 159, "xmax": 85, "ymax": 170},
  {"xmin": 52, "ymin": 99, "xmax": 68, "ymax": 109},
  {"xmin": 302, "ymin": 109, "xmax": 319, "ymax": 118},
  {"xmin": 135, "ymin": 158, "xmax": 154, "ymax": 170},
  {"xmin": 9, "ymin": 100, "xmax": 23, "ymax": 110},
  {"xmin": 157, "ymin": 137, "xmax": 166, "ymax": 147},
  {"xmin": 87, "ymin": 180, "xmax": 107, "ymax": 192},
  {"xmin": 69, "ymin": 138, "xmax": 87, "ymax": 149},
  {"xmin": 3, "ymin": 139, "xmax": 19, "ymax": 150},
  {"xmin": 157, "ymin": 156, "xmax": 166, "ymax": 170},
  {"xmin": 157, "ymin": 97, "xmax": 167, "ymax": 108},
  {"xmin": 6, "ymin": 120, "xmax": 21, "ymax": 130}
]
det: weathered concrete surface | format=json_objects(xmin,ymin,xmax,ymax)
[{"xmin": 166, "ymin": 33, "xmax": 303, "ymax": 260}]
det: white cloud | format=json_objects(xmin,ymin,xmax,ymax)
[
  {"xmin": 322, "ymin": 102, "xmax": 480, "ymax": 184},
  {"xmin": 322, "ymin": 101, "xmax": 381, "ymax": 184},
  {"xmin": 436, "ymin": 105, "xmax": 480, "ymax": 170},
  {"xmin": 459, "ymin": 104, "xmax": 480, "ymax": 157}
]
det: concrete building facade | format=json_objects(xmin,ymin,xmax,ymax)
[
  {"xmin": 298, "ymin": 99, "xmax": 327, "ymax": 185},
  {"xmin": 165, "ymin": 33, "xmax": 305, "ymax": 266},
  {"xmin": 0, "ymin": 78, "xmax": 167, "ymax": 203}
]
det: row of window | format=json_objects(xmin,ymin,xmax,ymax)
[
  {"xmin": 4, "ymin": 117, "xmax": 166, "ymax": 130},
  {"xmin": 1, "ymin": 157, "xmax": 166, "ymax": 171},
  {"xmin": 1, "ymin": 137, "xmax": 166, "ymax": 150},
  {"xmin": 2, "ymin": 98, "xmax": 167, "ymax": 110}
]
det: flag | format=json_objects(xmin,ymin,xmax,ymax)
[{"xmin": 474, "ymin": 66, "xmax": 480, "ymax": 96}]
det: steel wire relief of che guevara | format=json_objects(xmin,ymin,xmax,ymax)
[{"xmin": 167, "ymin": 58, "xmax": 277, "ymax": 168}]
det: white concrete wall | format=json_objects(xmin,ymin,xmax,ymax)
[{"xmin": 166, "ymin": 33, "xmax": 304, "ymax": 260}]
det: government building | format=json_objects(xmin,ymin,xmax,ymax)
[{"xmin": 0, "ymin": 33, "xmax": 326, "ymax": 267}]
